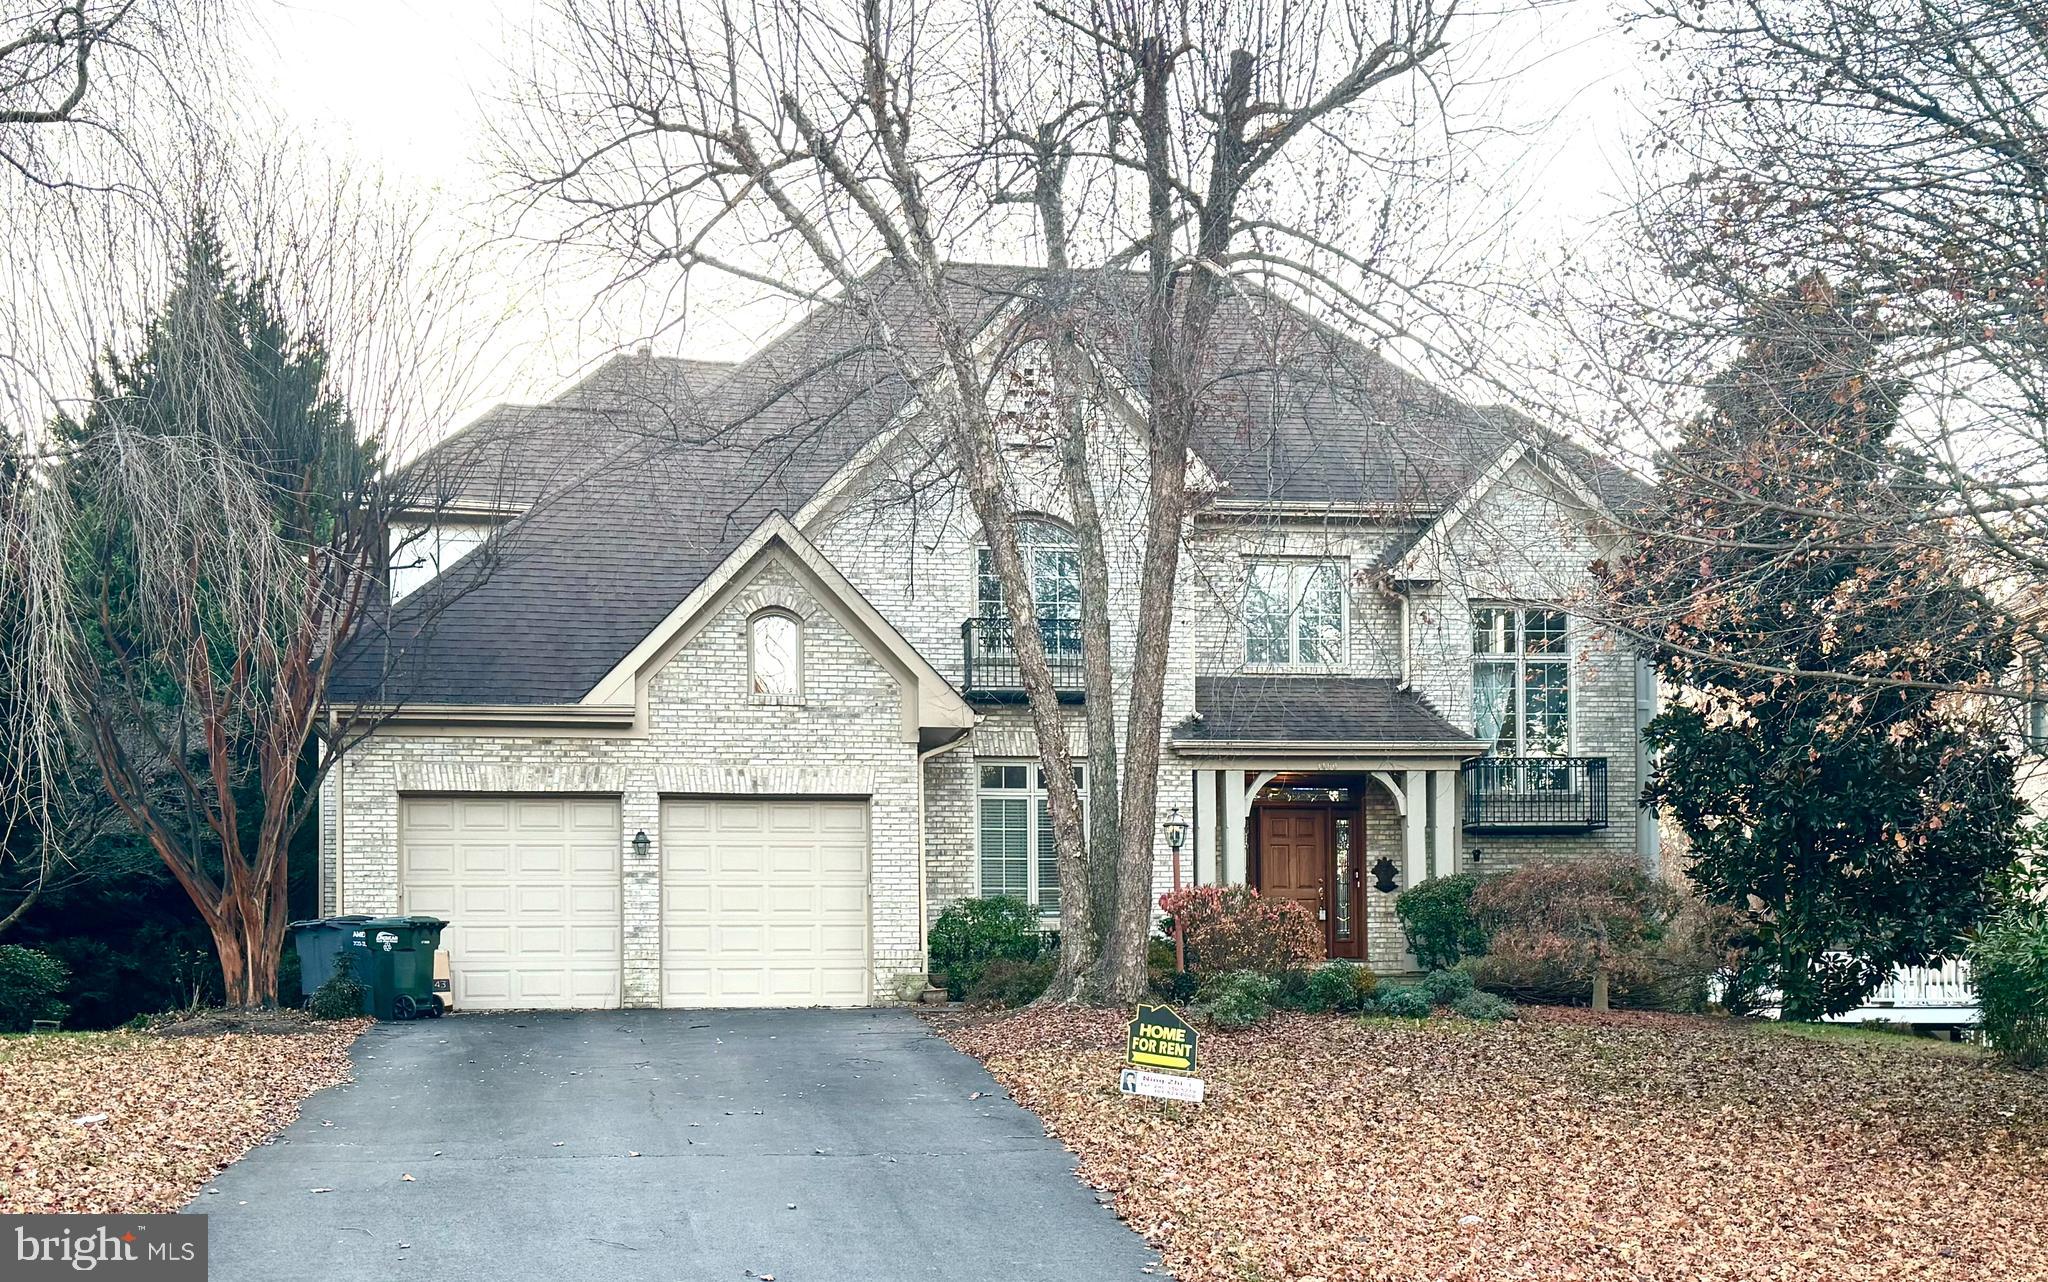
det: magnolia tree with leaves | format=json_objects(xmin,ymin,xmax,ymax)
[
  {"xmin": 1605, "ymin": 279, "xmax": 2023, "ymax": 1020},
  {"xmin": 501, "ymin": 0, "xmax": 1532, "ymax": 1004}
]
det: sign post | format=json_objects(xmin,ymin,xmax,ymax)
[{"xmin": 1121, "ymin": 1003, "xmax": 1203, "ymax": 1104}]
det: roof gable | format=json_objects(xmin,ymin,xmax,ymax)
[{"xmin": 583, "ymin": 514, "xmax": 973, "ymax": 741}]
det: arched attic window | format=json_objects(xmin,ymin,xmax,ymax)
[{"xmin": 749, "ymin": 610, "xmax": 803, "ymax": 697}]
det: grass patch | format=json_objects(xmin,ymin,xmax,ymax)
[{"xmin": 1756, "ymin": 1018, "xmax": 1985, "ymax": 1058}]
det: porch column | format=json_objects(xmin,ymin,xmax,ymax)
[
  {"xmin": 1192, "ymin": 769, "xmax": 1217, "ymax": 886},
  {"xmin": 1222, "ymin": 769, "xmax": 1249, "ymax": 886},
  {"xmin": 1403, "ymin": 770, "xmax": 1428, "ymax": 888},
  {"xmin": 1432, "ymin": 768, "xmax": 1459, "ymax": 877}
]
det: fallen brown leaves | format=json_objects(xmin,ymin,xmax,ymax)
[
  {"xmin": 938, "ymin": 1007, "xmax": 2048, "ymax": 1282},
  {"xmin": 0, "ymin": 1021, "xmax": 366, "ymax": 1213}
]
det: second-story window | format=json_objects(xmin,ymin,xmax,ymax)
[
  {"xmin": 1472, "ymin": 604, "xmax": 1569, "ymax": 756},
  {"xmin": 977, "ymin": 518, "xmax": 1080, "ymax": 652},
  {"xmin": 1244, "ymin": 560, "xmax": 1346, "ymax": 667},
  {"xmin": 389, "ymin": 521, "xmax": 493, "ymax": 602}
]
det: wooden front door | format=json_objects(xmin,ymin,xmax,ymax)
[
  {"xmin": 1257, "ymin": 807, "xmax": 1327, "ymax": 923},
  {"xmin": 1255, "ymin": 802, "xmax": 1366, "ymax": 960}
]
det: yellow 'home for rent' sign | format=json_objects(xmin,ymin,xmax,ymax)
[{"xmin": 1126, "ymin": 1003, "xmax": 1198, "ymax": 1073}]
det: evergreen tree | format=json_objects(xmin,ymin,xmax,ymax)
[{"xmin": 1607, "ymin": 276, "xmax": 2022, "ymax": 1020}]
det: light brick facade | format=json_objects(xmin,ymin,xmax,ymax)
[{"xmin": 325, "ymin": 399, "xmax": 1648, "ymax": 1004}]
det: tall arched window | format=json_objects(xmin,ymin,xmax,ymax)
[
  {"xmin": 749, "ymin": 610, "xmax": 802, "ymax": 697},
  {"xmin": 977, "ymin": 518, "xmax": 1080, "ymax": 654}
]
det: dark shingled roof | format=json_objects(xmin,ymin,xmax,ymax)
[
  {"xmin": 398, "ymin": 357, "xmax": 737, "ymax": 513},
  {"xmin": 333, "ymin": 264, "xmax": 1647, "ymax": 707},
  {"xmin": 1175, "ymin": 676, "xmax": 1477, "ymax": 747},
  {"xmin": 332, "ymin": 269, "xmax": 1029, "ymax": 705}
]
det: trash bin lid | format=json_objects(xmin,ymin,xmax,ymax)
[{"xmin": 287, "ymin": 915, "xmax": 372, "ymax": 931}]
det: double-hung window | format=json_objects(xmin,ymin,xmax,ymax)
[
  {"xmin": 976, "ymin": 519, "xmax": 1080, "ymax": 655},
  {"xmin": 1471, "ymin": 604, "xmax": 1570, "ymax": 756},
  {"xmin": 977, "ymin": 762, "xmax": 1085, "ymax": 917},
  {"xmin": 1244, "ymin": 560, "xmax": 1346, "ymax": 668}
]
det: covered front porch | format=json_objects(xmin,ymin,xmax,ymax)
[
  {"xmin": 1181, "ymin": 763, "xmax": 1472, "ymax": 970},
  {"xmin": 1173, "ymin": 676, "xmax": 1488, "ymax": 971}
]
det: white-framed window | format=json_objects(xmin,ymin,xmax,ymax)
[
  {"xmin": 748, "ymin": 610, "xmax": 802, "ymax": 698},
  {"xmin": 1472, "ymin": 604, "xmax": 1570, "ymax": 756},
  {"xmin": 388, "ymin": 521, "xmax": 494, "ymax": 601},
  {"xmin": 1244, "ymin": 559, "xmax": 1346, "ymax": 668},
  {"xmin": 977, "ymin": 761, "xmax": 1085, "ymax": 916},
  {"xmin": 977, "ymin": 518, "xmax": 1081, "ymax": 650}
]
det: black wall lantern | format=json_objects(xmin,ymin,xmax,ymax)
[
  {"xmin": 632, "ymin": 829, "xmax": 650, "ymax": 860},
  {"xmin": 1370, "ymin": 856, "xmax": 1399, "ymax": 894}
]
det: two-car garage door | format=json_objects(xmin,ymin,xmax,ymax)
[{"xmin": 397, "ymin": 795, "xmax": 869, "ymax": 1010}]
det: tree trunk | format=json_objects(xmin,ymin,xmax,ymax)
[
  {"xmin": 1592, "ymin": 967, "xmax": 1610, "ymax": 1012},
  {"xmin": 1779, "ymin": 947, "xmax": 1820, "ymax": 1023}
]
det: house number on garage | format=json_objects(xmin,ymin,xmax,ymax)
[{"xmin": 1125, "ymin": 1003, "xmax": 1197, "ymax": 1073}]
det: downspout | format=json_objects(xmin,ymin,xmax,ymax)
[
  {"xmin": 916, "ymin": 726, "xmax": 976, "ymax": 983},
  {"xmin": 329, "ymin": 713, "xmax": 345, "ymax": 916},
  {"xmin": 1370, "ymin": 569, "xmax": 1412, "ymax": 689},
  {"xmin": 1399, "ymin": 591, "xmax": 1412, "ymax": 689}
]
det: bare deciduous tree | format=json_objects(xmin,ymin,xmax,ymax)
[
  {"xmin": 1, "ymin": 143, "xmax": 520, "ymax": 998},
  {"xmin": 1552, "ymin": 0, "xmax": 2048, "ymax": 707},
  {"xmin": 502, "ymin": 0, "xmax": 1524, "ymax": 1002}
]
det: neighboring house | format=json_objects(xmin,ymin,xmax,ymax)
[{"xmin": 324, "ymin": 266, "xmax": 1657, "ymax": 1011}]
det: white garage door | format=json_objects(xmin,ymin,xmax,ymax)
[
  {"xmin": 399, "ymin": 795, "xmax": 622, "ymax": 1010},
  {"xmin": 660, "ymin": 798, "xmax": 870, "ymax": 1007}
]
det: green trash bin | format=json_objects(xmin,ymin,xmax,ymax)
[
  {"xmin": 348, "ymin": 916, "xmax": 449, "ymax": 1021},
  {"xmin": 289, "ymin": 916, "xmax": 373, "ymax": 1013}
]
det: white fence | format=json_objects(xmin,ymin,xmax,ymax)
[{"xmin": 1826, "ymin": 959, "xmax": 1978, "ymax": 1026}]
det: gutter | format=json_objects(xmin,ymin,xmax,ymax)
[
  {"xmin": 1171, "ymin": 737, "xmax": 1489, "ymax": 757},
  {"xmin": 340, "ymin": 702, "xmax": 639, "ymax": 731},
  {"xmin": 1203, "ymin": 499, "xmax": 1440, "ymax": 522}
]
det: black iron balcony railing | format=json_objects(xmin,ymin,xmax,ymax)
[
  {"xmin": 1462, "ymin": 756, "xmax": 1609, "ymax": 832},
  {"xmin": 961, "ymin": 616, "xmax": 1085, "ymax": 700}
]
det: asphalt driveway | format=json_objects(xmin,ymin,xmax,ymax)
[{"xmin": 191, "ymin": 1009, "xmax": 1162, "ymax": 1281}]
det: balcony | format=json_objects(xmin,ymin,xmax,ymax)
[
  {"xmin": 961, "ymin": 616, "xmax": 1085, "ymax": 701},
  {"xmin": 1462, "ymin": 756, "xmax": 1609, "ymax": 832}
]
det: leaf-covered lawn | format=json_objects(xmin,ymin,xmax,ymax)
[
  {"xmin": 0, "ymin": 1022, "xmax": 365, "ymax": 1213},
  {"xmin": 938, "ymin": 1007, "xmax": 2048, "ymax": 1282}
]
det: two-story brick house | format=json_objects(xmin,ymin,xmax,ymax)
[{"xmin": 324, "ymin": 266, "xmax": 1655, "ymax": 1010}]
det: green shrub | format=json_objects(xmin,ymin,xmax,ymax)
[
  {"xmin": 963, "ymin": 957, "xmax": 1055, "ymax": 1007},
  {"xmin": 1450, "ymin": 991, "xmax": 1515, "ymax": 1022},
  {"xmin": 1370, "ymin": 983, "xmax": 1433, "ymax": 1019},
  {"xmin": 1157, "ymin": 885, "xmax": 1323, "ymax": 976},
  {"xmin": 1395, "ymin": 873, "xmax": 1488, "ymax": 970},
  {"xmin": 928, "ymin": 896, "xmax": 1044, "ymax": 1000},
  {"xmin": 307, "ymin": 952, "xmax": 367, "ymax": 1020},
  {"xmin": 1419, "ymin": 966, "xmax": 1475, "ymax": 1006},
  {"xmin": 1969, "ymin": 905, "xmax": 2048, "ymax": 1069},
  {"xmin": 1301, "ymin": 961, "xmax": 1378, "ymax": 1014},
  {"xmin": 1271, "ymin": 967, "xmax": 1312, "ymax": 1010},
  {"xmin": 1145, "ymin": 936, "xmax": 1198, "ymax": 1003},
  {"xmin": 0, "ymin": 945, "xmax": 70, "ymax": 1032},
  {"xmin": 1199, "ymin": 970, "xmax": 1279, "ymax": 1028}
]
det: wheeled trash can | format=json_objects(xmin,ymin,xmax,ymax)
[{"xmin": 348, "ymin": 916, "xmax": 450, "ymax": 1021}]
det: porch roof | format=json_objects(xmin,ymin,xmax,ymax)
[{"xmin": 1173, "ymin": 676, "xmax": 1485, "ymax": 754}]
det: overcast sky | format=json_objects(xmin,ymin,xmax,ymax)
[{"xmin": 242, "ymin": 1, "xmax": 1657, "ymax": 430}]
